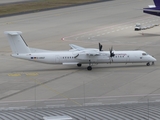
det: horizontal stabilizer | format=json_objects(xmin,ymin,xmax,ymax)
[{"xmin": 149, "ymin": 5, "xmax": 156, "ymax": 8}]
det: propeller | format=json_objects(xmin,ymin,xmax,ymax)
[
  {"xmin": 109, "ymin": 46, "xmax": 115, "ymax": 63},
  {"xmin": 109, "ymin": 46, "xmax": 115, "ymax": 57},
  {"xmin": 99, "ymin": 43, "xmax": 103, "ymax": 51}
]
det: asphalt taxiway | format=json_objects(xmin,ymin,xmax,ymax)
[{"xmin": 0, "ymin": 0, "xmax": 160, "ymax": 111}]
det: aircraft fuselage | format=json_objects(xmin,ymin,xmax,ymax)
[{"xmin": 12, "ymin": 50, "xmax": 156, "ymax": 65}]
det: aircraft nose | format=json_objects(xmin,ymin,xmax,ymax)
[{"xmin": 151, "ymin": 56, "xmax": 156, "ymax": 62}]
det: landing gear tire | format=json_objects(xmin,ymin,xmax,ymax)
[
  {"xmin": 152, "ymin": 62, "xmax": 154, "ymax": 65},
  {"xmin": 87, "ymin": 66, "xmax": 92, "ymax": 71},
  {"xmin": 77, "ymin": 63, "xmax": 82, "ymax": 67},
  {"xmin": 146, "ymin": 62, "xmax": 150, "ymax": 66}
]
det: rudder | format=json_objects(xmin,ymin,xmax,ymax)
[
  {"xmin": 154, "ymin": 0, "xmax": 160, "ymax": 7},
  {"xmin": 5, "ymin": 31, "xmax": 31, "ymax": 54}
]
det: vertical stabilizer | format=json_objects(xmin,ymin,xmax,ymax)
[
  {"xmin": 143, "ymin": 0, "xmax": 160, "ymax": 16},
  {"xmin": 5, "ymin": 31, "xmax": 31, "ymax": 54},
  {"xmin": 154, "ymin": 0, "xmax": 160, "ymax": 7}
]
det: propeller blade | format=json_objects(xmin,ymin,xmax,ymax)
[
  {"xmin": 109, "ymin": 46, "xmax": 115, "ymax": 57},
  {"xmin": 99, "ymin": 43, "xmax": 103, "ymax": 51}
]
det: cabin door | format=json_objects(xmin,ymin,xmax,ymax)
[
  {"xmin": 126, "ymin": 55, "xmax": 130, "ymax": 62},
  {"xmin": 55, "ymin": 55, "xmax": 60, "ymax": 63}
]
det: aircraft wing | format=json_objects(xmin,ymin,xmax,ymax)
[
  {"xmin": 74, "ymin": 49, "xmax": 100, "ymax": 59},
  {"xmin": 69, "ymin": 44, "xmax": 85, "ymax": 51},
  {"xmin": 70, "ymin": 44, "xmax": 100, "ymax": 56},
  {"xmin": 82, "ymin": 49, "xmax": 100, "ymax": 56}
]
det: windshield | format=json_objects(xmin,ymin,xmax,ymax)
[{"xmin": 142, "ymin": 53, "xmax": 148, "ymax": 56}]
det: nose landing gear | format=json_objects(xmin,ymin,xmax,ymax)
[
  {"xmin": 146, "ymin": 62, "xmax": 150, "ymax": 66},
  {"xmin": 146, "ymin": 62, "xmax": 154, "ymax": 66}
]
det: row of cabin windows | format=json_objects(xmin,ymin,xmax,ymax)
[
  {"xmin": 62, "ymin": 56, "xmax": 125, "ymax": 59},
  {"xmin": 63, "ymin": 56, "xmax": 74, "ymax": 59},
  {"xmin": 114, "ymin": 56, "xmax": 125, "ymax": 58}
]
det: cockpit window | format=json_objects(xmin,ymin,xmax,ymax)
[{"xmin": 142, "ymin": 53, "xmax": 147, "ymax": 56}]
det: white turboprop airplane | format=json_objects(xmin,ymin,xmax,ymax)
[{"xmin": 5, "ymin": 31, "xmax": 156, "ymax": 71}]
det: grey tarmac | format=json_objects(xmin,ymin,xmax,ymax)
[{"xmin": 0, "ymin": 0, "xmax": 160, "ymax": 109}]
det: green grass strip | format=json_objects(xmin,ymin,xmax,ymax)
[{"xmin": 0, "ymin": 0, "xmax": 101, "ymax": 16}]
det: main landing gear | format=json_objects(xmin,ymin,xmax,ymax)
[
  {"xmin": 87, "ymin": 66, "xmax": 92, "ymax": 71},
  {"xmin": 77, "ymin": 63, "xmax": 92, "ymax": 71},
  {"xmin": 77, "ymin": 63, "xmax": 82, "ymax": 67},
  {"xmin": 87, "ymin": 60, "xmax": 92, "ymax": 71},
  {"xmin": 146, "ymin": 62, "xmax": 154, "ymax": 66}
]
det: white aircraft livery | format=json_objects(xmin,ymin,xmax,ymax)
[{"xmin": 5, "ymin": 31, "xmax": 156, "ymax": 71}]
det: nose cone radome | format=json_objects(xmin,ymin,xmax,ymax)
[{"xmin": 151, "ymin": 56, "xmax": 156, "ymax": 62}]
